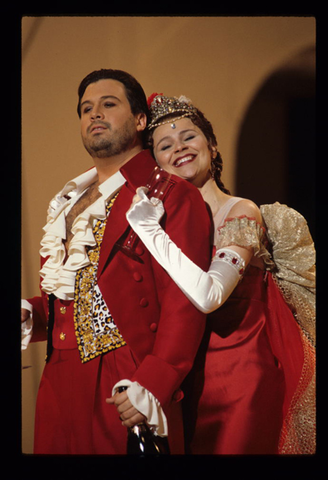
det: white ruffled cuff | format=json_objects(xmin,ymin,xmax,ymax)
[
  {"xmin": 112, "ymin": 379, "xmax": 168, "ymax": 437},
  {"xmin": 21, "ymin": 300, "xmax": 33, "ymax": 350}
]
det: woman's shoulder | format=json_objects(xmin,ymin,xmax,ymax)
[{"xmin": 226, "ymin": 197, "xmax": 262, "ymax": 224}]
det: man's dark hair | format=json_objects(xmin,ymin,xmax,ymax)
[{"xmin": 77, "ymin": 69, "xmax": 150, "ymax": 124}]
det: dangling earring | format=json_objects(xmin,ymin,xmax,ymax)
[
  {"xmin": 210, "ymin": 148, "xmax": 217, "ymax": 178},
  {"xmin": 210, "ymin": 159, "xmax": 216, "ymax": 179}
]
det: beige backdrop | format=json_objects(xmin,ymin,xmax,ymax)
[{"xmin": 21, "ymin": 15, "xmax": 315, "ymax": 453}]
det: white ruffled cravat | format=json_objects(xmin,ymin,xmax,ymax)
[{"xmin": 39, "ymin": 168, "xmax": 125, "ymax": 300}]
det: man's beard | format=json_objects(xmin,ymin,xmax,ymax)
[{"xmin": 82, "ymin": 117, "xmax": 136, "ymax": 158}]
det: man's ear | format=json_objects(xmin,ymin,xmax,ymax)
[{"xmin": 135, "ymin": 112, "xmax": 147, "ymax": 132}]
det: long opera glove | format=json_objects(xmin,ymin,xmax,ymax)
[{"xmin": 126, "ymin": 187, "xmax": 245, "ymax": 314}]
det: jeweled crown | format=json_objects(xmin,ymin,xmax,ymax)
[{"xmin": 147, "ymin": 93, "xmax": 197, "ymax": 130}]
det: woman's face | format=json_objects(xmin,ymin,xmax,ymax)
[{"xmin": 152, "ymin": 117, "xmax": 213, "ymax": 187}]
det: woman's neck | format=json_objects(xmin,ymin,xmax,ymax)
[{"xmin": 199, "ymin": 177, "xmax": 231, "ymax": 218}]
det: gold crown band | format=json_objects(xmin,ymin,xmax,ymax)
[
  {"xmin": 148, "ymin": 94, "xmax": 197, "ymax": 130},
  {"xmin": 148, "ymin": 112, "xmax": 195, "ymax": 130}
]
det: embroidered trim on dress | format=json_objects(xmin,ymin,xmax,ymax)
[
  {"xmin": 260, "ymin": 202, "xmax": 316, "ymax": 453},
  {"xmin": 216, "ymin": 215, "xmax": 274, "ymax": 269},
  {"xmin": 74, "ymin": 193, "xmax": 126, "ymax": 363}
]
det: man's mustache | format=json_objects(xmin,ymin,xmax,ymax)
[{"xmin": 87, "ymin": 121, "xmax": 111, "ymax": 134}]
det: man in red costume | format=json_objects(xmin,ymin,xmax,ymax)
[{"xmin": 21, "ymin": 69, "xmax": 212, "ymax": 454}]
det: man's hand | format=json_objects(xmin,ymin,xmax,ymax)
[
  {"xmin": 106, "ymin": 390, "xmax": 146, "ymax": 428},
  {"xmin": 21, "ymin": 308, "xmax": 31, "ymax": 323}
]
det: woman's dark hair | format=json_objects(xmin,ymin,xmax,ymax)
[
  {"xmin": 147, "ymin": 107, "xmax": 230, "ymax": 194},
  {"xmin": 77, "ymin": 69, "xmax": 149, "ymax": 119}
]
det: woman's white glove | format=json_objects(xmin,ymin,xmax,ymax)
[
  {"xmin": 126, "ymin": 186, "xmax": 165, "ymax": 227},
  {"xmin": 126, "ymin": 187, "xmax": 246, "ymax": 314}
]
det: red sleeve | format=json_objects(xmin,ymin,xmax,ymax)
[
  {"xmin": 26, "ymin": 292, "xmax": 48, "ymax": 343},
  {"xmin": 132, "ymin": 179, "xmax": 213, "ymax": 408}
]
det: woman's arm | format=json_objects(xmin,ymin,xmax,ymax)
[{"xmin": 126, "ymin": 188, "xmax": 253, "ymax": 314}]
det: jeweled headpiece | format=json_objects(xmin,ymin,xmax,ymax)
[{"xmin": 147, "ymin": 93, "xmax": 198, "ymax": 130}]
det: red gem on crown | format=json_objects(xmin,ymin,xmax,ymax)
[{"xmin": 147, "ymin": 92, "xmax": 163, "ymax": 108}]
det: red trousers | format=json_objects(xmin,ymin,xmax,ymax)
[
  {"xmin": 34, "ymin": 346, "xmax": 134, "ymax": 454},
  {"xmin": 34, "ymin": 346, "xmax": 184, "ymax": 454}
]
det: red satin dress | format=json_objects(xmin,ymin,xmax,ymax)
[
  {"xmin": 183, "ymin": 266, "xmax": 304, "ymax": 454},
  {"xmin": 182, "ymin": 198, "xmax": 314, "ymax": 455}
]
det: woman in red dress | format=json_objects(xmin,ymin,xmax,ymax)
[{"xmin": 126, "ymin": 94, "xmax": 316, "ymax": 454}]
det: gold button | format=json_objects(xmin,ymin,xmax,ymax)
[
  {"xmin": 60, "ymin": 306, "xmax": 67, "ymax": 314},
  {"xmin": 59, "ymin": 332, "xmax": 66, "ymax": 341}
]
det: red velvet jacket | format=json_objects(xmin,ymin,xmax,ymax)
[{"xmin": 28, "ymin": 150, "xmax": 213, "ymax": 410}]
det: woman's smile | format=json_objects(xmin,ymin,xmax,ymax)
[{"xmin": 173, "ymin": 154, "xmax": 196, "ymax": 168}]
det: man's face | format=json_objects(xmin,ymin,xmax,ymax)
[{"xmin": 80, "ymin": 79, "xmax": 139, "ymax": 158}]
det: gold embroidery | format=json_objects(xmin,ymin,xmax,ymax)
[
  {"xmin": 260, "ymin": 202, "xmax": 316, "ymax": 454},
  {"xmin": 74, "ymin": 193, "xmax": 126, "ymax": 363},
  {"xmin": 217, "ymin": 216, "xmax": 267, "ymax": 258}
]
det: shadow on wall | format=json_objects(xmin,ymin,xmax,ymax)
[{"xmin": 236, "ymin": 46, "xmax": 315, "ymax": 241}]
